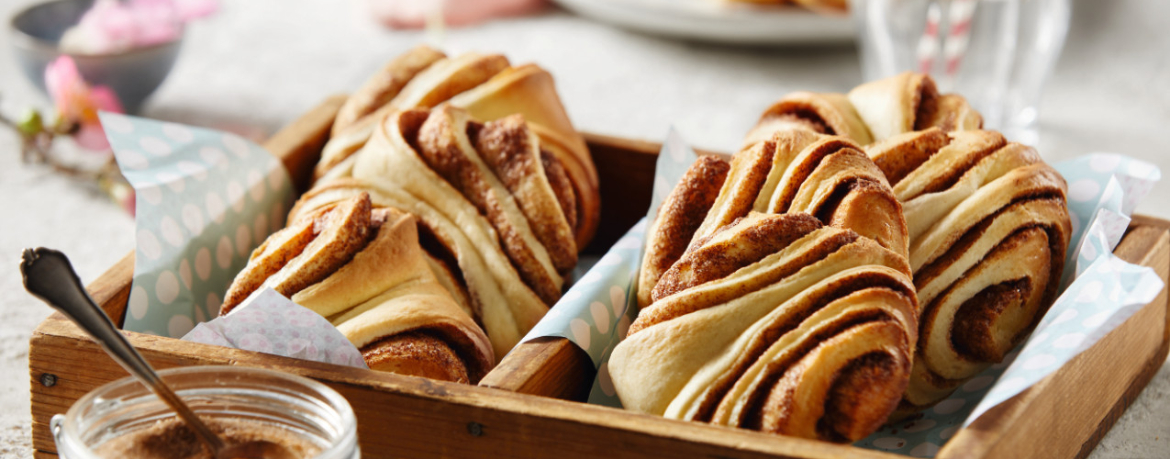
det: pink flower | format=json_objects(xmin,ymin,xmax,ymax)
[
  {"xmin": 369, "ymin": 0, "xmax": 546, "ymax": 29},
  {"xmin": 44, "ymin": 56, "xmax": 124, "ymax": 151}
]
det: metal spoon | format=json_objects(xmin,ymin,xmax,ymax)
[{"xmin": 21, "ymin": 248, "xmax": 296, "ymax": 459}]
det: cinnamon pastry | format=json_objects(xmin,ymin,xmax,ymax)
[
  {"xmin": 689, "ymin": 129, "xmax": 907, "ymax": 260},
  {"xmin": 637, "ymin": 155, "xmax": 730, "ymax": 308},
  {"xmin": 331, "ymin": 45, "xmax": 446, "ymax": 137},
  {"xmin": 618, "ymin": 124, "xmax": 915, "ymax": 442},
  {"xmin": 450, "ymin": 64, "xmax": 600, "ymax": 248},
  {"xmin": 865, "ymin": 128, "xmax": 1072, "ymax": 413},
  {"xmin": 316, "ymin": 48, "xmax": 600, "ymax": 249},
  {"xmin": 743, "ymin": 92, "xmax": 873, "ymax": 148},
  {"xmin": 611, "ymin": 213, "xmax": 916, "ymax": 442},
  {"xmin": 315, "ymin": 50, "xmax": 510, "ymax": 182},
  {"xmin": 221, "ymin": 193, "xmax": 494, "ymax": 383},
  {"xmin": 847, "ymin": 72, "xmax": 983, "ymax": 142},
  {"xmin": 292, "ymin": 107, "xmax": 576, "ymax": 360}
]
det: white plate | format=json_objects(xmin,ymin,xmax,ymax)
[{"xmin": 553, "ymin": 0, "xmax": 855, "ymax": 45}]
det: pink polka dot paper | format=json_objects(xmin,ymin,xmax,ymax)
[{"xmin": 183, "ymin": 288, "xmax": 367, "ymax": 368}]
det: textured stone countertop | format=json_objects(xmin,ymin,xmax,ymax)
[{"xmin": 1, "ymin": 0, "xmax": 1167, "ymax": 457}]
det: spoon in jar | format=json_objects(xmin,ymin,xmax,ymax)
[{"xmin": 21, "ymin": 248, "xmax": 296, "ymax": 459}]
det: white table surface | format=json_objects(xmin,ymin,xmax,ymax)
[{"xmin": 1, "ymin": 0, "xmax": 1167, "ymax": 457}]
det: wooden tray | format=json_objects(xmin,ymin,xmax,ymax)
[{"xmin": 28, "ymin": 97, "xmax": 1170, "ymax": 459}]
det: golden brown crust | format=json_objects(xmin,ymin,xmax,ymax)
[
  {"xmin": 221, "ymin": 218, "xmax": 316, "ymax": 314},
  {"xmin": 915, "ymin": 94, "xmax": 983, "ymax": 133},
  {"xmin": 745, "ymin": 92, "xmax": 873, "ymax": 148},
  {"xmin": 848, "ymin": 72, "xmax": 982, "ymax": 143},
  {"xmin": 637, "ymin": 155, "xmax": 731, "ymax": 308},
  {"xmin": 473, "ymin": 115, "xmax": 578, "ymax": 274},
  {"xmin": 767, "ymin": 136, "xmax": 865, "ymax": 214},
  {"xmin": 689, "ymin": 142, "xmax": 777, "ymax": 246},
  {"xmin": 867, "ymin": 128, "xmax": 950, "ymax": 187},
  {"xmin": 612, "ymin": 214, "xmax": 917, "ymax": 443},
  {"xmin": 362, "ymin": 330, "xmax": 470, "ymax": 383},
  {"xmin": 224, "ymin": 195, "xmax": 494, "ymax": 384},
  {"xmin": 651, "ymin": 213, "xmax": 824, "ymax": 304},
  {"xmin": 449, "ymin": 64, "xmax": 600, "ymax": 249},
  {"xmin": 333, "ymin": 108, "xmax": 552, "ymax": 359},
  {"xmin": 863, "ymin": 130, "xmax": 1071, "ymax": 414},
  {"xmin": 389, "ymin": 52, "xmax": 511, "ymax": 114},
  {"xmin": 221, "ymin": 193, "xmax": 372, "ymax": 315},
  {"xmin": 615, "ymin": 87, "xmax": 922, "ymax": 442},
  {"xmin": 540, "ymin": 148, "xmax": 578, "ymax": 234},
  {"xmin": 416, "ymin": 107, "xmax": 563, "ymax": 305},
  {"xmin": 332, "ymin": 45, "xmax": 447, "ymax": 137}
]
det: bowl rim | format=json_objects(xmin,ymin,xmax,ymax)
[{"xmin": 10, "ymin": 0, "xmax": 185, "ymax": 59}]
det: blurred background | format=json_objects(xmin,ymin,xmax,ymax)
[{"xmin": 1, "ymin": 0, "xmax": 1166, "ymax": 457}]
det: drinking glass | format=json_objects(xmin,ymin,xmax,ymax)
[{"xmin": 851, "ymin": 0, "xmax": 1071, "ymax": 145}]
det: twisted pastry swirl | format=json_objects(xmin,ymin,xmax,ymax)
[
  {"xmin": 221, "ymin": 193, "xmax": 494, "ymax": 383},
  {"xmin": 613, "ymin": 212, "xmax": 917, "ymax": 442},
  {"xmin": 291, "ymin": 107, "xmax": 577, "ymax": 360},
  {"xmin": 317, "ymin": 46, "xmax": 600, "ymax": 249},
  {"xmin": 744, "ymin": 72, "xmax": 982, "ymax": 150},
  {"xmin": 615, "ymin": 126, "xmax": 916, "ymax": 442},
  {"xmin": 866, "ymin": 128, "xmax": 1072, "ymax": 413}
]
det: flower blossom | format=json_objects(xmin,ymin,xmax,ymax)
[{"xmin": 44, "ymin": 56, "xmax": 124, "ymax": 151}]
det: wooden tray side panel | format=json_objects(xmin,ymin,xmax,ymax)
[
  {"xmin": 29, "ymin": 316, "xmax": 900, "ymax": 459},
  {"xmin": 939, "ymin": 226, "xmax": 1170, "ymax": 459},
  {"xmin": 477, "ymin": 337, "xmax": 594, "ymax": 401}
]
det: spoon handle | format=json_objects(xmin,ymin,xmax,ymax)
[{"xmin": 20, "ymin": 248, "xmax": 225, "ymax": 452}]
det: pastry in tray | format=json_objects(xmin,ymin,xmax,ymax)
[
  {"xmin": 293, "ymin": 106, "xmax": 577, "ymax": 361},
  {"xmin": 613, "ymin": 126, "xmax": 917, "ymax": 443},
  {"xmin": 611, "ymin": 72, "xmax": 1071, "ymax": 441},
  {"xmin": 318, "ymin": 45, "xmax": 599, "ymax": 250},
  {"xmin": 221, "ymin": 193, "xmax": 494, "ymax": 383},
  {"xmin": 221, "ymin": 46, "xmax": 597, "ymax": 382},
  {"xmin": 866, "ymin": 128, "xmax": 1071, "ymax": 415}
]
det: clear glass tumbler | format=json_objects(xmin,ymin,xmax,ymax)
[
  {"xmin": 51, "ymin": 366, "xmax": 359, "ymax": 459},
  {"xmin": 851, "ymin": 0, "xmax": 1070, "ymax": 145}
]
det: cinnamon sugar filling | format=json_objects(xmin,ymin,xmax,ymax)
[{"xmin": 690, "ymin": 278, "xmax": 912, "ymax": 423}]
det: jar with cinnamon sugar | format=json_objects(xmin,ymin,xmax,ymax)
[{"xmin": 51, "ymin": 366, "xmax": 359, "ymax": 459}]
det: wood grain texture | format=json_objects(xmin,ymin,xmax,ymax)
[
  {"xmin": 478, "ymin": 337, "xmax": 595, "ymax": 401},
  {"xmin": 29, "ymin": 314, "xmax": 902, "ymax": 459},
  {"xmin": 89, "ymin": 251, "xmax": 133, "ymax": 327}
]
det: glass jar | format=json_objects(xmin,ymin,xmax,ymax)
[{"xmin": 51, "ymin": 366, "xmax": 359, "ymax": 459}]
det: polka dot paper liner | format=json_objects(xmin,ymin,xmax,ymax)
[
  {"xmin": 524, "ymin": 129, "xmax": 1165, "ymax": 455},
  {"xmin": 102, "ymin": 113, "xmax": 296, "ymax": 338},
  {"xmin": 184, "ymin": 289, "xmax": 367, "ymax": 368}
]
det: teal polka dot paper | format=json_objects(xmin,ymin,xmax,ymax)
[{"xmin": 100, "ymin": 113, "xmax": 296, "ymax": 338}]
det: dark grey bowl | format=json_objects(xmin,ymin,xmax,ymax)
[{"xmin": 10, "ymin": 0, "xmax": 183, "ymax": 113}]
